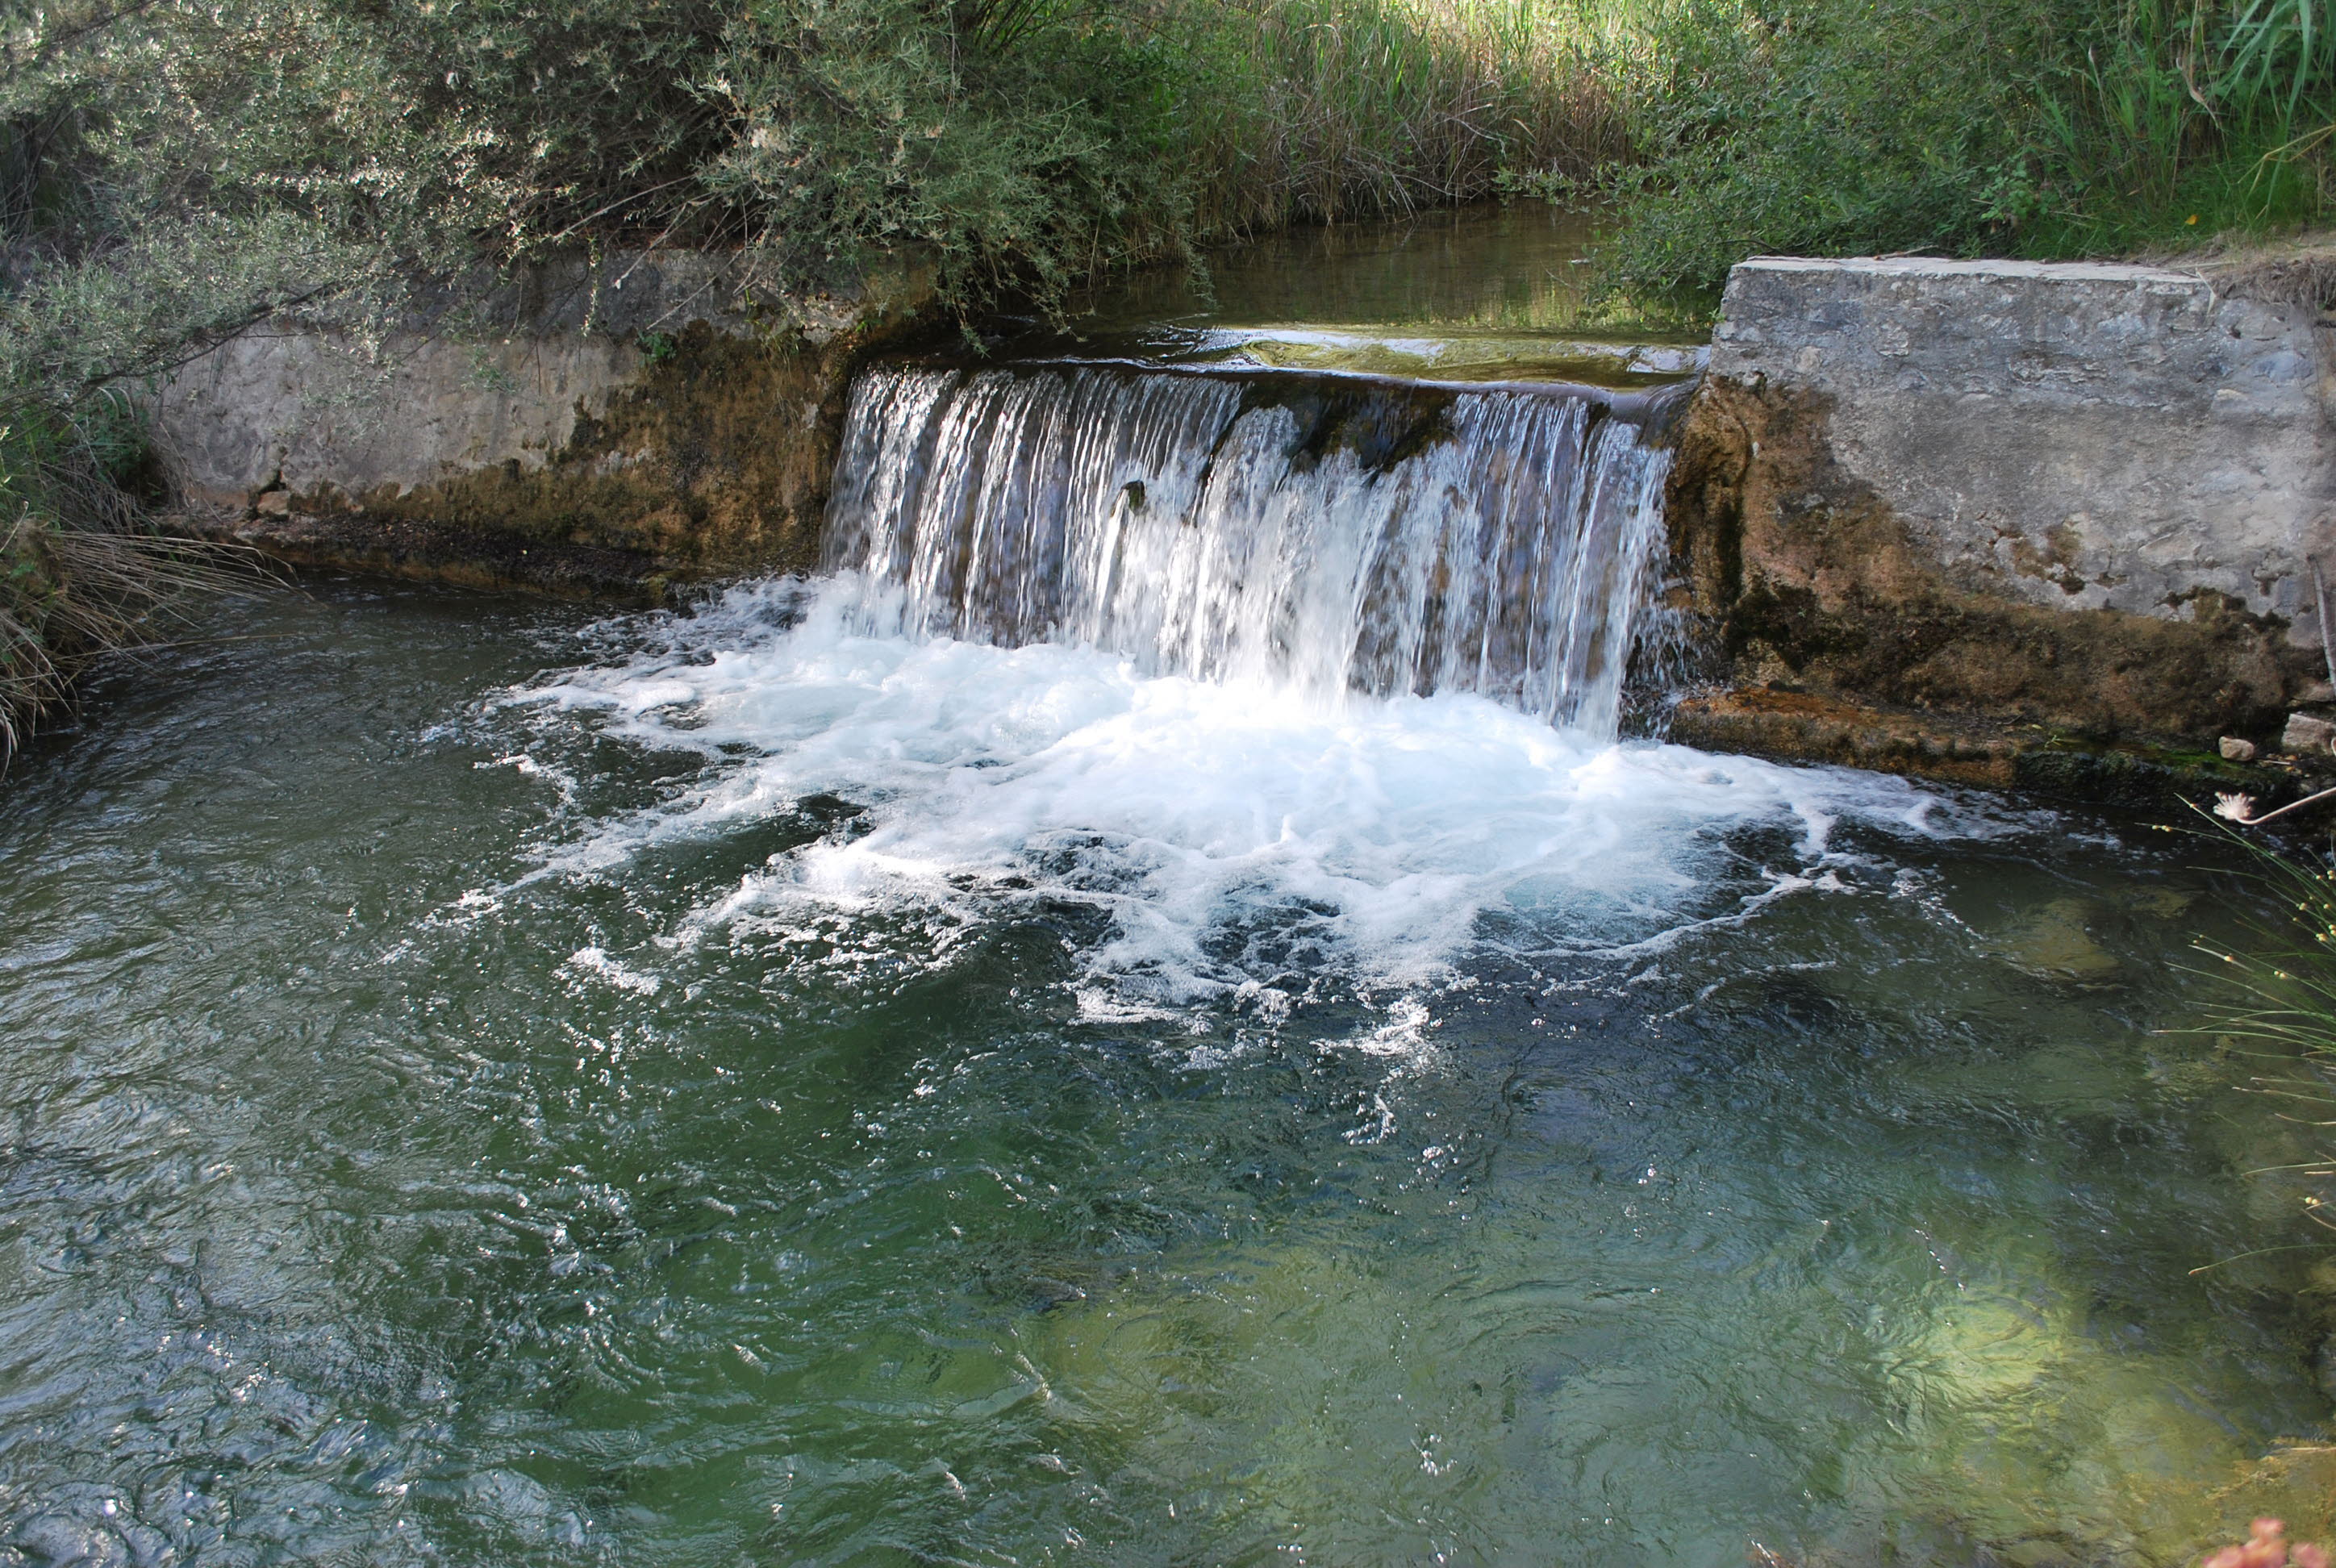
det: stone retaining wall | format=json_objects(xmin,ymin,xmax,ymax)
[
  {"xmin": 153, "ymin": 250, "xmax": 935, "ymax": 591},
  {"xmin": 1667, "ymin": 255, "xmax": 2336, "ymax": 751}
]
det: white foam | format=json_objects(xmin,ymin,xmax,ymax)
[
  {"xmin": 564, "ymin": 946, "xmax": 664, "ymax": 995},
  {"xmin": 494, "ymin": 581, "xmax": 2013, "ymax": 1011}
]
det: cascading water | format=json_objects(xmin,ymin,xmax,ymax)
[{"xmin": 822, "ymin": 362, "xmax": 1677, "ymax": 735}]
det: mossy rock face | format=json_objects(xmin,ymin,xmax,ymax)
[
  {"xmin": 330, "ymin": 317, "xmax": 924, "ymax": 582},
  {"xmin": 1662, "ymin": 685, "xmax": 2323, "ymax": 815},
  {"xmin": 2008, "ymin": 744, "xmax": 2303, "ymax": 811}
]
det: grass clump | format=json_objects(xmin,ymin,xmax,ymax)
[
  {"xmin": 0, "ymin": 362, "xmax": 277, "ymax": 753},
  {"xmin": 2189, "ymin": 826, "xmax": 2336, "ymax": 1260},
  {"xmin": 0, "ymin": 394, "xmax": 255, "ymax": 766},
  {"xmin": 1166, "ymin": 0, "xmax": 1635, "ymax": 234}
]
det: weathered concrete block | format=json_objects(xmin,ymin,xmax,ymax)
[
  {"xmin": 152, "ymin": 248, "xmax": 936, "ymax": 586},
  {"xmin": 1671, "ymin": 255, "xmax": 2336, "ymax": 744}
]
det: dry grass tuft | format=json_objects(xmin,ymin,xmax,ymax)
[
  {"xmin": 0, "ymin": 394, "xmax": 272, "ymax": 770},
  {"xmin": 2168, "ymin": 229, "xmax": 2336, "ymax": 308},
  {"xmin": 0, "ymin": 514, "xmax": 267, "ymax": 769}
]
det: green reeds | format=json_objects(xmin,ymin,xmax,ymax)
[
  {"xmin": 2190, "ymin": 825, "xmax": 2336, "ymax": 1229},
  {"xmin": 1138, "ymin": 0, "xmax": 1640, "ymax": 237}
]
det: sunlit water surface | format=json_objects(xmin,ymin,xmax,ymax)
[{"xmin": 1, "ymin": 580, "xmax": 2328, "ymax": 1568}]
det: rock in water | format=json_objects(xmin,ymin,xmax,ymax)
[{"xmin": 1997, "ymin": 899, "xmax": 2119, "ymax": 982}]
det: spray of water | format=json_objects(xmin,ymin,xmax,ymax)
[{"xmin": 493, "ymin": 360, "xmax": 2026, "ymax": 1019}]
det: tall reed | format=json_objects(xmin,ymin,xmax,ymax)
[
  {"xmin": 1160, "ymin": 0, "xmax": 1640, "ymax": 236},
  {"xmin": 2189, "ymin": 828, "xmax": 2336, "ymax": 1245}
]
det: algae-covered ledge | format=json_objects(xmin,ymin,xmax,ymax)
[
  {"xmin": 1664, "ymin": 252, "xmax": 2336, "ymax": 785},
  {"xmin": 153, "ymin": 249, "xmax": 939, "ymax": 596}
]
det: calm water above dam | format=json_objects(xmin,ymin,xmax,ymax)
[{"xmin": 2, "ymin": 208, "xmax": 2332, "ymax": 1568}]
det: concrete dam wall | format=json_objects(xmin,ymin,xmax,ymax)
[
  {"xmin": 151, "ymin": 239, "xmax": 2336, "ymax": 784},
  {"xmin": 153, "ymin": 250, "xmax": 933, "ymax": 595},
  {"xmin": 1666, "ymin": 255, "xmax": 2336, "ymax": 767}
]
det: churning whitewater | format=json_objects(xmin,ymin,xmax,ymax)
[{"xmin": 501, "ymin": 363, "xmax": 2011, "ymax": 1019}]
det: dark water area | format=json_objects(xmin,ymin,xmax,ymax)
[
  {"xmin": 1, "ymin": 578, "xmax": 2329, "ymax": 1567},
  {"xmin": 1077, "ymin": 203, "xmax": 1620, "ymax": 331}
]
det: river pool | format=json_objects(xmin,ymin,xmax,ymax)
[{"xmin": 1, "ymin": 572, "xmax": 2329, "ymax": 1567}]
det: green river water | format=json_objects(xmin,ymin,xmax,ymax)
[{"xmin": 2, "ymin": 208, "xmax": 2331, "ymax": 1568}]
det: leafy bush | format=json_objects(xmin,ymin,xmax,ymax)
[
  {"xmin": 1572, "ymin": 0, "xmax": 2042, "ymax": 299},
  {"xmin": 703, "ymin": 0, "xmax": 1194, "ymax": 305}
]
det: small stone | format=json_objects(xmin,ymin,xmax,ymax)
[
  {"xmin": 252, "ymin": 489, "xmax": 292, "ymax": 518},
  {"xmin": 2220, "ymin": 736, "xmax": 2259, "ymax": 762},
  {"xmin": 2284, "ymin": 712, "xmax": 2336, "ymax": 754},
  {"xmin": 2301, "ymin": 680, "xmax": 2336, "ymax": 704}
]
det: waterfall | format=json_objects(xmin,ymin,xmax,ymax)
[{"xmin": 823, "ymin": 362, "xmax": 1675, "ymax": 736}]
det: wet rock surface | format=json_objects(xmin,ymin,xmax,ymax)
[
  {"xmin": 1663, "ymin": 685, "xmax": 2330, "ymax": 815},
  {"xmin": 169, "ymin": 508, "xmax": 666, "ymax": 599}
]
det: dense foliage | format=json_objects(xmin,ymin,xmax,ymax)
[{"xmin": 1568, "ymin": 0, "xmax": 2336, "ymax": 298}]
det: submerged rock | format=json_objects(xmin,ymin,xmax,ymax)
[{"xmin": 1994, "ymin": 898, "xmax": 2119, "ymax": 982}]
